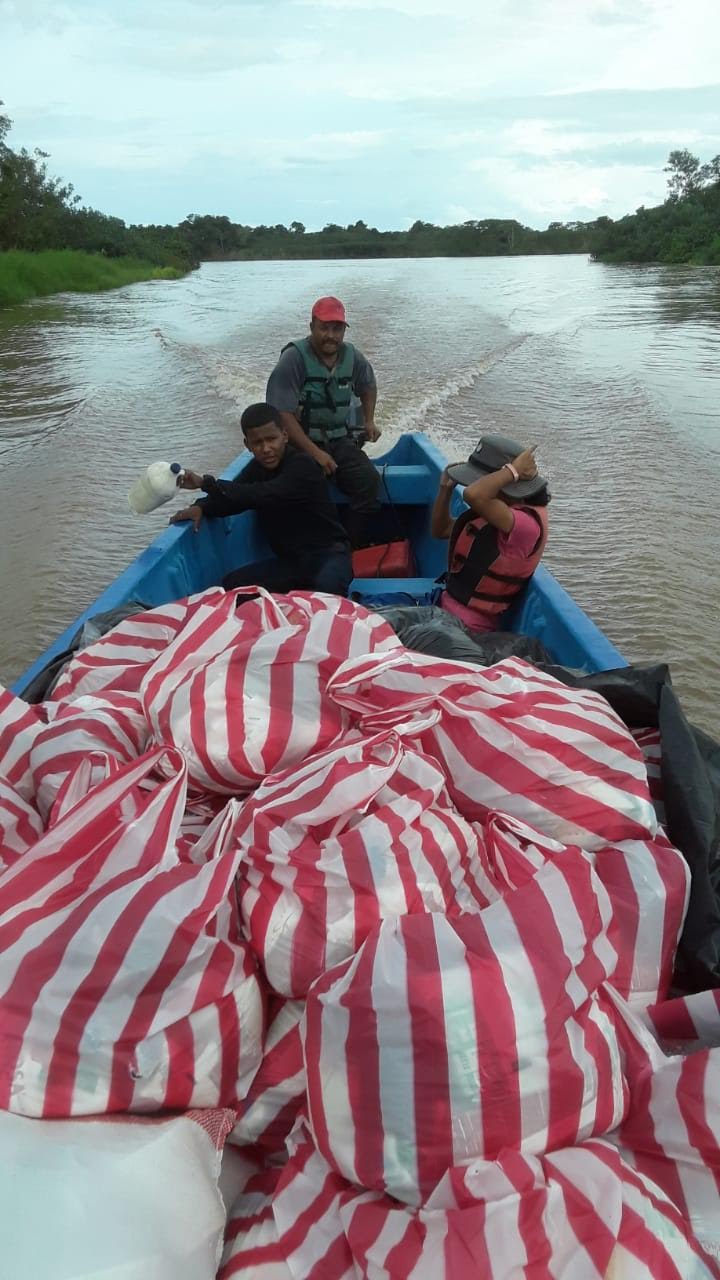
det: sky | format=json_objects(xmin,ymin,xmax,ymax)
[{"xmin": 2, "ymin": 0, "xmax": 720, "ymax": 231}]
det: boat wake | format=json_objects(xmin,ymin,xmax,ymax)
[
  {"xmin": 152, "ymin": 328, "xmax": 267, "ymax": 411},
  {"xmin": 367, "ymin": 332, "xmax": 531, "ymax": 456},
  {"xmin": 202, "ymin": 353, "xmax": 267, "ymax": 410},
  {"xmin": 151, "ymin": 326, "xmax": 530, "ymax": 460}
]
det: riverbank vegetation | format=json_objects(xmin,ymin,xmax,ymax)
[
  {"xmin": 0, "ymin": 250, "xmax": 183, "ymax": 307},
  {"xmin": 591, "ymin": 151, "xmax": 720, "ymax": 265},
  {"xmin": 1, "ymin": 97, "xmax": 719, "ymax": 304},
  {"xmin": 0, "ymin": 103, "xmax": 195, "ymax": 304}
]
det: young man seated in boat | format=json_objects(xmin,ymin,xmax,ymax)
[
  {"xmin": 170, "ymin": 402, "xmax": 353, "ymax": 595},
  {"xmin": 431, "ymin": 434, "xmax": 550, "ymax": 631}
]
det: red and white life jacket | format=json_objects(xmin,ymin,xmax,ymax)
[{"xmin": 445, "ymin": 505, "xmax": 549, "ymax": 621}]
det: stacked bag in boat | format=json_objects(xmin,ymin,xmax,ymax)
[{"xmin": 0, "ymin": 586, "xmax": 718, "ymax": 1279}]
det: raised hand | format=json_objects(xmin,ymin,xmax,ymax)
[{"xmin": 511, "ymin": 446, "xmax": 538, "ymax": 480}]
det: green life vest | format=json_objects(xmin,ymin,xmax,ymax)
[{"xmin": 285, "ymin": 337, "xmax": 355, "ymax": 443}]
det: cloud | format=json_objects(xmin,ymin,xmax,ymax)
[
  {"xmin": 80, "ymin": 129, "xmax": 386, "ymax": 179},
  {"xmin": 204, "ymin": 129, "xmax": 388, "ymax": 169},
  {"xmin": 468, "ymin": 155, "xmax": 659, "ymax": 218},
  {"xmin": 445, "ymin": 203, "xmax": 475, "ymax": 223},
  {"xmin": 496, "ymin": 119, "xmax": 709, "ymax": 163},
  {"xmin": 1, "ymin": 0, "xmax": 719, "ymax": 228},
  {"xmin": 300, "ymin": 131, "xmax": 387, "ymax": 154},
  {"xmin": 560, "ymin": 0, "xmax": 720, "ymax": 92}
]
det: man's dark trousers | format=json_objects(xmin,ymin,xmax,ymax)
[
  {"xmin": 222, "ymin": 545, "xmax": 353, "ymax": 595},
  {"xmin": 326, "ymin": 437, "xmax": 380, "ymax": 548}
]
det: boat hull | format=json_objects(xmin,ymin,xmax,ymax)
[{"xmin": 12, "ymin": 432, "xmax": 626, "ymax": 696}]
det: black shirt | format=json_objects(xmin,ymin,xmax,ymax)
[{"xmin": 198, "ymin": 447, "xmax": 348, "ymax": 558}]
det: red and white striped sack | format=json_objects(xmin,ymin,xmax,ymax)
[
  {"xmin": 176, "ymin": 790, "xmax": 233, "ymax": 862},
  {"xmin": 647, "ymin": 987, "xmax": 720, "ymax": 1048},
  {"xmin": 46, "ymin": 584, "xmax": 363, "ymax": 707},
  {"xmin": 28, "ymin": 689, "xmax": 149, "ymax": 822},
  {"xmin": 47, "ymin": 588, "xmax": 229, "ymax": 702},
  {"xmin": 221, "ymin": 1130, "xmax": 368, "ymax": 1280},
  {"xmin": 0, "ymin": 745, "xmax": 264, "ymax": 1117},
  {"xmin": 606, "ymin": 988, "xmax": 720, "ymax": 1263},
  {"xmin": 473, "ymin": 808, "xmax": 567, "ymax": 896},
  {"xmin": 0, "ymin": 773, "xmax": 43, "ymax": 871},
  {"xmin": 0, "ymin": 681, "xmax": 146, "ymax": 814},
  {"xmin": 0, "ymin": 683, "xmax": 151, "ymax": 830},
  {"xmin": 223, "ymin": 1029, "xmax": 720, "ymax": 1279},
  {"xmin": 230, "ymin": 998, "xmax": 306, "ymax": 1155},
  {"xmin": 0, "ymin": 677, "xmax": 214, "ymax": 859},
  {"xmin": 592, "ymin": 830, "xmax": 688, "ymax": 1007},
  {"xmin": 304, "ymin": 848, "xmax": 625, "ymax": 1207},
  {"xmin": 224, "ymin": 1049, "xmax": 720, "ymax": 1277},
  {"xmin": 475, "ymin": 810, "xmax": 688, "ymax": 1007},
  {"xmin": 220, "ymin": 1166, "xmax": 293, "ymax": 1280},
  {"xmin": 327, "ymin": 650, "xmax": 658, "ymax": 850},
  {"xmin": 268, "ymin": 1119, "xmax": 720, "ymax": 1280},
  {"xmin": 0, "ymin": 685, "xmax": 78, "ymax": 862},
  {"xmin": 44, "ymin": 750, "xmax": 124, "ymax": 829},
  {"xmin": 0, "ymin": 685, "xmax": 46, "ymax": 802},
  {"xmin": 236, "ymin": 730, "xmax": 492, "ymax": 998},
  {"xmin": 220, "ymin": 1157, "xmax": 359, "ymax": 1280},
  {"xmin": 142, "ymin": 589, "xmax": 400, "ymax": 795}
]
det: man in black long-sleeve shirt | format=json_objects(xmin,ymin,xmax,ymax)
[{"xmin": 170, "ymin": 402, "xmax": 354, "ymax": 595}]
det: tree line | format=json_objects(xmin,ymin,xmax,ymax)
[
  {"xmin": 175, "ymin": 213, "xmax": 608, "ymax": 260},
  {"xmin": 1, "ymin": 104, "xmax": 718, "ymax": 267},
  {"xmin": 0, "ymin": 106, "xmax": 193, "ymax": 269},
  {"xmin": 590, "ymin": 150, "xmax": 720, "ymax": 265}
]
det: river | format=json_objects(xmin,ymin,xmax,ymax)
[{"xmin": 0, "ymin": 255, "xmax": 718, "ymax": 735}]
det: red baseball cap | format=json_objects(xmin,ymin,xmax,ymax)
[{"xmin": 311, "ymin": 296, "xmax": 348, "ymax": 324}]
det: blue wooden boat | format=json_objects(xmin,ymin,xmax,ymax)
[{"xmin": 12, "ymin": 432, "xmax": 626, "ymax": 697}]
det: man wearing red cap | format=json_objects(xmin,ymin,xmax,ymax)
[{"xmin": 265, "ymin": 296, "xmax": 381, "ymax": 546}]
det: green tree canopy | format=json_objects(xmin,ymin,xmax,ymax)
[
  {"xmin": 664, "ymin": 148, "xmax": 720, "ymax": 201},
  {"xmin": 592, "ymin": 149, "xmax": 720, "ymax": 265},
  {"xmin": 4, "ymin": 112, "xmax": 718, "ymax": 273}
]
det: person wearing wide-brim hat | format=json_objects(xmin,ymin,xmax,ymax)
[{"xmin": 431, "ymin": 433, "xmax": 551, "ymax": 633}]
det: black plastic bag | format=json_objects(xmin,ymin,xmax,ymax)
[{"xmin": 375, "ymin": 605, "xmax": 551, "ymax": 666}]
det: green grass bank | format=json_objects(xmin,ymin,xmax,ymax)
[{"xmin": 0, "ymin": 250, "xmax": 185, "ymax": 307}]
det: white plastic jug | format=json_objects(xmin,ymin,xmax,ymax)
[{"xmin": 128, "ymin": 461, "xmax": 185, "ymax": 515}]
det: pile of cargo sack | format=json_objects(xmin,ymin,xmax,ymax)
[{"xmin": 0, "ymin": 586, "xmax": 719, "ymax": 1279}]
